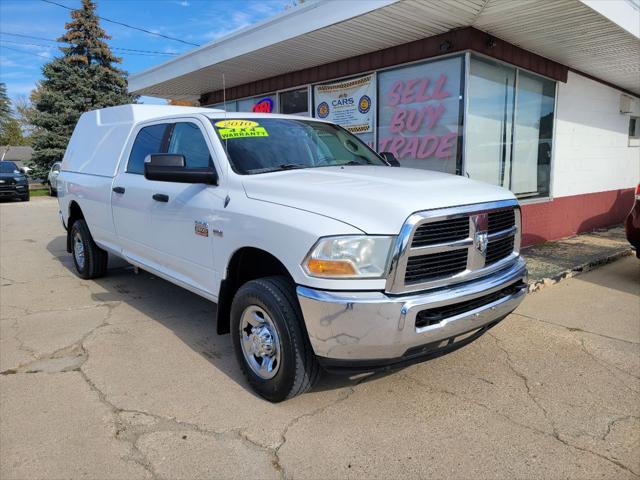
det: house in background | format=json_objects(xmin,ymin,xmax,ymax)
[{"xmin": 128, "ymin": 0, "xmax": 640, "ymax": 246}]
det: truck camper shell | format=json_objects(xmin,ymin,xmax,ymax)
[{"xmin": 62, "ymin": 105, "xmax": 222, "ymax": 177}]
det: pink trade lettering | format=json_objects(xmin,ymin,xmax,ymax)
[{"xmin": 378, "ymin": 132, "xmax": 457, "ymax": 159}]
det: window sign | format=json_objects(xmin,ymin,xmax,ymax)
[
  {"xmin": 314, "ymin": 75, "xmax": 376, "ymax": 134},
  {"xmin": 378, "ymin": 56, "xmax": 463, "ymax": 173},
  {"xmin": 237, "ymin": 94, "xmax": 278, "ymax": 113},
  {"xmin": 252, "ymin": 97, "xmax": 274, "ymax": 113}
]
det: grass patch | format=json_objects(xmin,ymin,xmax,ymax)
[{"xmin": 29, "ymin": 189, "xmax": 49, "ymax": 197}]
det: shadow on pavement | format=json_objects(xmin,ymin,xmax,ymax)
[
  {"xmin": 46, "ymin": 234, "xmax": 402, "ymax": 397},
  {"xmin": 574, "ymin": 255, "xmax": 640, "ymax": 296}
]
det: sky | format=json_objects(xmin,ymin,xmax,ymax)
[{"xmin": 0, "ymin": 0, "xmax": 290, "ymax": 106}]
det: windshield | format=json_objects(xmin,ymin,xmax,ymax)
[
  {"xmin": 0, "ymin": 162, "xmax": 20, "ymax": 174},
  {"xmin": 211, "ymin": 118, "xmax": 387, "ymax": 174}
]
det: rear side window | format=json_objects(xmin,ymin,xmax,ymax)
[
  {"xmin": 168, "ymin": 122, "xmax": 212, "ymax": 168},
  {"xmin": 127, "ymin": 124, "xmax": 169, "ymax": 174}
]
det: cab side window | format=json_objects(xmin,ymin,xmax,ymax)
[
  {"xmin": 168, "ymin": 122, "xmax": 212, "ymax": 169},
  {"xmin": 127, "ymin": 124, "xmax": 169, "ymax": 174}
]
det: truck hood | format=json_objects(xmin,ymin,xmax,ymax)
[{"xmin": 241, "ymin": 166, "xmax": 516, "ymax": 234}]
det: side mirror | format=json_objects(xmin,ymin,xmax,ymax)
[
  {"xmin": 380, "ymin": 152, "xmax": 401, "ymax": 167},
  {"xmin": 144, "ymin": 154, "xmax": 218, "ymax": 185}
]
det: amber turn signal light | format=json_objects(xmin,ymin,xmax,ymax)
[{"xmin": 306, "ymin": 259, "xmax": 356, "ymax": 276}]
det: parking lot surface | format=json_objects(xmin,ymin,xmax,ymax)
[{"xmin": 1, "ymin": 197, "xmax": 639, "ymax": 479}]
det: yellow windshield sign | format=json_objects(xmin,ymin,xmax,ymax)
[
  {"xmin": 215, "ymin": 120, "xmax": 259, "ymax": 129},
  {"xmin": 218, "ymin": 127, "xmax": 269, "ymax": 140}
]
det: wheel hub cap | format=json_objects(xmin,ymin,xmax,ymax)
[
  {"xmin": 73, "ymin": 232, "xmax": 85, "ymax": 270},
  {"xmin": 239, "ymin": 306, "xmax": 281, "ymax": 379}
]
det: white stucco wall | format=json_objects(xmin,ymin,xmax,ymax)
[{"xmin": 551, "ymin": 71, "xmax": 640, "ymax": 198}]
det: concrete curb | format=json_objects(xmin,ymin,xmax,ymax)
[{"xmin": 527, "ymin": 248, "xmax": 633, "ymax": 293}]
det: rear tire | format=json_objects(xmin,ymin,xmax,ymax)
[
  {"xmin": 230, "ymin": 276, "xmax": 320, "ymax": 402},
  {"xmin": 70, "ymin": 219, "xmax": 108, "ymax": 279}
]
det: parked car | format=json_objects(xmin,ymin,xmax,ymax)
[
  {"xmin": 625, "ymin": 183, "xmax": 640, "ymax": 257},
  {"xmin": 0, "ymin": 161, "xmax": 30, "ymax": 202},
  {"xmin": 48, "ymin": 162, "xmax": 61, "ymax": 196},
  {"xmin": 56, "ymin": 105, "xmax": 528, "ymax": 401}
]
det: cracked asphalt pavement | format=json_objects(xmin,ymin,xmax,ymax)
[{"xmin": 1, "ymin": 197, "xmax": 639, "ymax": 479}]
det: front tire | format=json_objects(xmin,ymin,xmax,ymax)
[
  {"xmin": 230, "ymin": 276, "xmax": 320, "ymax": 402},
  {"xmin": 20, "ymin": 191, "xmax": 30, "ymax": 202},
  {"xmin": 70, "ymin": 219, "xmax": 108, "ymax": 279}
]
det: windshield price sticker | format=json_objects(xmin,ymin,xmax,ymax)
[
  {"xmin": 215, "ymin": 120, "xmax": 259, "ymax": 129},
  {"xmin": 218, "ymin": 127, "xmax": 269, "ymax": 139}
]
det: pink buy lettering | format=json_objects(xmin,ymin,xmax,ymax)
[
  {"xmin": 389, "ymin": 105, "xmax": 446, "ymax": 132},
  {"xmin": 379, "ymin": 73, "xmax": 456, "ymax": 160}
]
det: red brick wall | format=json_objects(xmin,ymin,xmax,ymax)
[{"xmin": 521, "ymin": 188, "xmax": 635, "ymax": 246}]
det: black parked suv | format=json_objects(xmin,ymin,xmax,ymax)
[{"xmin": 0, "ymin": 161, "xmax": 30, "ymax": 201}]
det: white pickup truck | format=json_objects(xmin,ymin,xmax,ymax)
[{"xmin": 57, "ymin": 105, "xmax": 527, "ymax": 401}]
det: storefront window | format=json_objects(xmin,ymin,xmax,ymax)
[
  {"xmin": 512, "ymin": 71, "xmax": 555, "ymax": 198},
  {"xmin": 279, "ymin": 88, "xmax": 309, "ymax": 115},
  {"xmin": 466, "ymin": 55, "xmax": 555, "ymax": 198},
  {"xmin": 210, "ymin": 101, "xmax": 237, "ymax": 112},
  {"xmin": 377, "ymin": 56, "xmax": 463, "ymax": 174},
  {"xmin": 237, "ymin": 94, "xmax": 278, "ymax": 113},
  {"xmin": 465, "ymin": 57, "xmax": 516, "ymax": 189}
]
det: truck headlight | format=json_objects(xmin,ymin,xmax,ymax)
[{"xmin": 303, "ymin": 236, "xmax": 395, "ymax": 278}]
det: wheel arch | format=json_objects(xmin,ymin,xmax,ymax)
[
  {"xmin": 66, "ymin": 200, "xmax": 85, "ymax": 253},
  {"xmin": 216, "ymin": 247, "xmax": 294, "ymax": 335}
]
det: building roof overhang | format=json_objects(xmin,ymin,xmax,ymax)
[{"xmin": 129, "ymin": 0, "xmax": 640, "ymax": 100}]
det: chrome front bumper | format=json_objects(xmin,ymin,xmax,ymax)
[{"xmin": 297, "ymin": 257, "xmax": 527, "ymax": 362}]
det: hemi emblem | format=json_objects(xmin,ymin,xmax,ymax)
[{"xmin": 194, "ymin": 221, "xmax": 209, "ymax": 237}]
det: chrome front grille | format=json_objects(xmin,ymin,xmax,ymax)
[
  {"xmin": 411, "ymin": 217, "xmax": 469, "ymax": 247},
  {"xmin": 485, "ymin": 236, "xmax": 515, "ymax": 265},
  {"xmin": 405, "ymin": 249, "xmax": 468, "ymax": 284},
  {"xmin": 488, "ymin": 209, "xmax": 515, "ymax": 234},
  {"xmin": 386, "ymin": 200, "xmax": 521, "ymax": 294}
]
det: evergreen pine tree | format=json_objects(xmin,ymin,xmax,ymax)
[
  {"xmin": 0, "ymin": 83, "xmax": 12, "ymax": 137},
  {"xmin": 30, "ymin": 0, "xmax": 135, "ymax": 176}
]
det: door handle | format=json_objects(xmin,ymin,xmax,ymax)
[
  {"xmin": 152, "ymin": 193, "xmax": 169, "ymax": 203},
  {"xmin": 112, "ymin": 186, "xmax": 125, "ymax": 194}
]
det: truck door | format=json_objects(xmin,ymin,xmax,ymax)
[
  {"xmin": 111, "ymin": 122, "xmax": 171, "ymax": 264},
  {"xmin": 145, "ymin": 120, "xmax": 224, "ymax": 295}
]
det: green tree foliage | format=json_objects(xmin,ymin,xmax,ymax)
[
  {"xmin": 0, "ymin": 83, "xmax": 11, "ymax": 128},
  {"xmin": 0, "ymin": 119, "xmax": 26, "ymax": 146},
  {"xmin": 0, "ymin": 83, "xmax": 27, "ymax": 146},
  {"xmin": 30, "ymin": 0, "xmax": 136, "ymax": 176},
  {"xmin": 13, "ymin": 94, "xmax": 36, "ymax": 139}
]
